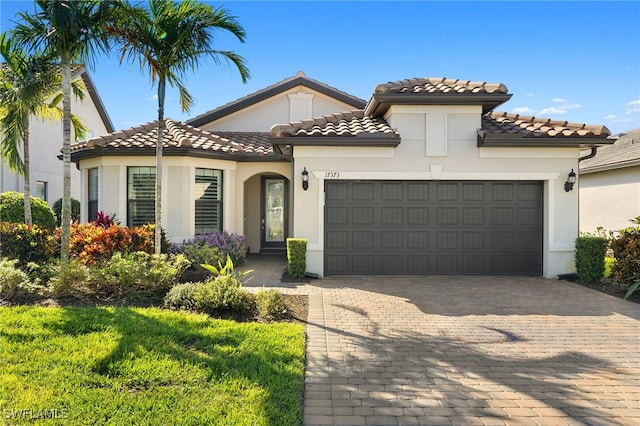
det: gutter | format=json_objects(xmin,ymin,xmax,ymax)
[{"xmin": 578, "ymin": 147, "xmax": 597, "ymax": 162}]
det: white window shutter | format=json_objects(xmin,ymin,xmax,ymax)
[{"xmin": 426, "ymin": 114, "xmax": 447, "ymax": 156}]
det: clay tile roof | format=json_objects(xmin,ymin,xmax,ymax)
[
  {"xmin": 270, "ymin": 109, "xmax": 398, "ymax": 138},
  {"xmin": 580, "ymin": 128, "xmax": 640, "ymax": 172},
  {"xmin": 482, "ymin": 112, "xmax": 611, "ymax": 138},
  {"xmin": 375, "ymin": 77, "xmax": 508, "ymax": 95},
  {"xmin": 71, "ymin": 119, "xmax": 273, "ymax": 158}
]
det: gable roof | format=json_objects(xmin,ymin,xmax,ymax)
[
  {"xmin": 186, "ymin": 71, "xmax": 367, "ymax": 127},
  {"xmin": 365, "ymin": 77, "xmax": 512, "ymax": 116},
  {"xmin": 579, "ymin": 128, "xmax": 640, "ymax": 173},
  {"xmin": 478, "ymin": 112, "xmax": 612, "ymax": 147},
  {"xmin": 70, "ymin": 119, "xmax": 277, "ymax": 162}
]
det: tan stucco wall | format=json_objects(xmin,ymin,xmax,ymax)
[
  {"xmin": 1, "ymin": 89, "xmax": 110, "ymax": 205},
  {"xmin": 291, "ymin": 105, "xmax": 580, "ymax": 279},
  {"xmin": 579, "ymin": 166, "xmax": 640, "ymax": 233}
]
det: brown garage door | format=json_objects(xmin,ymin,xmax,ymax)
[{"xmin": 324, "ymin": 181, "xmax": 542, "ymax": 275}]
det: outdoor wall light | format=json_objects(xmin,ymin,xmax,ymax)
[
  {"xmin": 564, "ymin": 169, "xmax": 577, "ymax": 192},
  {"xmin": 301, "ymin": 167, "xmax": 309, "ymax": 191}
]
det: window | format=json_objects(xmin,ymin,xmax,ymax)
[
  {"xmin": 88, "ymin": 168, "xmax": 98, "ymax": 221},
  {"xmin": 195, "ymin": 168, "xmax": 222, "ymax": 234},
  {"xmin": 35, "ymin": 181, "xmax": 48, "ymax": 201},
  {"xmin": 127, "ymin": 167, "xmax": 155, "ymax": 227}
]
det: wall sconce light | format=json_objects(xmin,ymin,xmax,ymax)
[
  {"xmin": 564, "ymin": 169, "xmax": 577, "ymax": 192},
  {"xmin": 301, "ymin": 167, "xmax": 309, "ymax": 191}
]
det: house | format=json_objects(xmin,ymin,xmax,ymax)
[
  {"xmin": 70, "ymin": 73, "xmax": 613, "ymax": 278},
  {"xmin": 579, "ymin": 128, "xmax": 640, "ymax": 233},
  {"xmin": 0, "ymin": 66, "xmax": 114, "ymax": 205}
]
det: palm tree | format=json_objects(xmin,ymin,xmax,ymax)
[
  {"xmin": 0, "ymin": 32, "xmax": 88, "ymax": 226},
  {"xmin": 11, "ymin": 0, "xmax": 114, "ymax": 264},
  {"xmin": 110, "ymin": 0, "xmax": 249, "ymax": 254}
]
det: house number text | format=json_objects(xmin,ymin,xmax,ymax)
[{"xmin": 325, "ymin": 172, "xmax": 340, "ymax": 179}]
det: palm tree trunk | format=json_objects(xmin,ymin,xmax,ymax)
[
  {"xmin": 22, "ymin": 126, "xmax": 32, "ymax": 226},
  {"xmin": 60, "ymin": 59, "xmax": 72, "ymax": 265},
  {"xmin": 155, "ymin": 77, "xmax": 165, "ymax": 255}
]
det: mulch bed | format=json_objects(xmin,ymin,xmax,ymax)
[{"xmin": 572, "ymin": 278, "xmax": 640, "ymax": 304}]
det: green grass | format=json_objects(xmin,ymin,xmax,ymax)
[{"xmin": 0, "ymin": 306, "xmax": 305, "ymax": 425}]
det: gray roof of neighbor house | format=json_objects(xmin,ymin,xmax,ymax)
[
  {"xmin": 70, "ymin": 119, "xmax": 278, "ymax": 162},
  {"xmin": 579, "ymin": 128, "xmax": 640, "ymax": 173},
  {"xmin": 186, "ymin": 71, "xmax": 367, "ymax": 127}
]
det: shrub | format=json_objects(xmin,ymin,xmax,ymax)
[
  {"xmin": 200, "ymin": 255, "xmax": 253, "ymax": 283},
  {"xmin": 193, "ymin": 275, "xmax": 253, "ymax": 315},
  {"xmin": 0, "ymin": 222, "xmax": 54, "ymax": 266},
  {"xmin": 89, "ymin": 252, "xmax": 189, "ymax": 298},
  {"xmin": 0, "ymin": 191, "xmax": 56, "ymax": 230},
  {"xmin": 186, "ymin": 231, "xmax": 248, "ymax": 266},
  {"xmin": 286, "ymin": 238, "xmax": 307, "ymax": 279},
  {"xmin": 47, "ymin": 259, "xmax": 90, "ymax": 298},
  {"xmin": 164, "ymin": 282, "xmax": 200, "ymax": 311},
  {"xmin": 93, "ymin": 211, "xmax": 118, "ymax": 227},
  {"xmin": 176, "ymin": 242, "xmax": 224, "ymax": 282},
  {"xmin": 575, "ymin": 236, "xmax": 608, "ymax": 284},
  {"xmin": 610, "ymin": 226, "xmax": 640, "ymax": 286},
  {"xmin": 0, "ymin": 258, "xmax": 30, "ymax": 300},
  {"xmin": 52, "ymin": 197, "xmax": 80, "ymax": 226},
  {"xmin": 255, "ymin": 289, "xmax": 287, "ymax": 322},
  {"xmin": 61, "ymin": 223, "xmax": 154, "ymax": 264}
]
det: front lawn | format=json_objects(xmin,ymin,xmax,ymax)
[{"xmin": 0, "ymin": 306, "xmax": 305, "ymax": 425}]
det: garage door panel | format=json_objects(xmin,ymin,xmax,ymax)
[{"xmin": 325, "ymin": 181, "xmax": 542, "ymax": 275}]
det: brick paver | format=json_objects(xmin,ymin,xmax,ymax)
[{"xmin": 241, "ymin": 256, "xmax": 640, "ymax": 425}]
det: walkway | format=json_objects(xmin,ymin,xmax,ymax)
[{"xmin": 242, "ymin": 255, "xmax": 640, "ymax": 426}]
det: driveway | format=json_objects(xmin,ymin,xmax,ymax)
[{"xmin": 243, "ymin": 258, "xmax": 640, "ymax": 425}]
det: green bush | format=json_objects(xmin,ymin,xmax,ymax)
[
  {"xmin": 255, "ymin": 289, "xmax": 287, "ymax": 322},
  {"xmin": 176, "ymin": 242, "xmax": 224, "ymax": 282},
  {"xmin": 0, "ymin": 222, "xmax": 55, "ymax": 266},
  {"xmin": 164, "ymin": 282, "xmax": 200, "ymax": 311},
  {"xmin": 610, "ymin": 226, "xmax": 640, "ymax": 286},
  {"xmin": 286, "ymin": 238, "xmax": 307, "ymax": 279},
  {"xmin": 47, "ymin": 259, "xmax": 90, "ymax": 298},
  {"xmin": 575, "ymin": 236, "xmax": 608, "ymax": 284},
  {"xmin": 193, "ymin": 275, "xmax": 253, "ymax": 315},
  {"xmin": 0, "ymin": 258, "xmax": 30, "ymax": 300},
  {"xmin": 0, "ymin": 191, "xmax": 57, "ymax": 230},
  {"xmin": 52, "ymin": 197, "xmax": 81, "ymax": 226}
]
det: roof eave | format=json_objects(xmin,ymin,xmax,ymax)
[
  {"xmin": 78, "ymin": 68, "xmax": 115, "ymax": 133},
  {"xmin": 269, "ymin": 135, "xmax": 401, "ymax": 148},
  {"xmin": 365, "ymin": 93, "xmax": 513, "ymax": 117},
  {"xmin": 477, "ymin": 133, "xmax": 616, "ymax": 148},
  {"xmin": 580, "ymin": 158, "xmax": 640, "ymax": 174},
  {"xmin": 70, "ymin": 147, "xmax": 283, "ymax": 163}
]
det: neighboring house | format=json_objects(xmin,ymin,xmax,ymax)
[
  {"xmin": 0, "ymin": 65, "xmax": 114, "ymax": 205},
  {"xmin": 70, "ymin": 73, "xmax": 612, "ymax": 278},
  {"xmin": 579, "ymin": 128, "xmax": 640, "ymax": 233}
]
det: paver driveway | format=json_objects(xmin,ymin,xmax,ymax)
[
  {"xmin": 302, "ymin": 276, "xmax": 640, "ymax": 426},
  {"xmin": 242, "ymin": 257, "xmax": 640, "ymax": 425}
]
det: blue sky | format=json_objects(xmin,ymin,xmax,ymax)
[{"xmin": 1, "ymin": 1, "xmax": 639, "ymax": 135}]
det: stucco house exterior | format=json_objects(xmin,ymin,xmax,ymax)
[
  {"xmin": 70, "ymin": 73, "xmax": 612, "ymax": 278},
  {"xmin": 579, "ymin": 128, "xmax": 640, "ymax": 233},
  {"xmin": 0, "ymin": 66, "xmax": 113, "ymax": 205}
]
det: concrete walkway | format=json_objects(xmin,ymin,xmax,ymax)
[{"xmin": 241, "ymin": 256, "xmax": 640, "ymax": 426}]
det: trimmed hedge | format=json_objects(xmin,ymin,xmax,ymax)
[
  {"xmin": 286, "ymin": 238, "xmax": 307, "ymax": 279},
  {"xmin": 0, "ymin": 191, "xmax": 56, "ymax": 230},
  {"xmin": 575, "ymin": 236, "xmax": 608, "ymax": 284},
  {"xmin": 52, "ymin": 197, "xmax": 81, "ymax": 226}
]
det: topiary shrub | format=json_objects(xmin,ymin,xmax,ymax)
[
  {"xmin": 0, "ymin": 191, "xmax": 56, "ymax": 230},
  {"xmin": 52, "ymin": 197, "xmax": 80, "ymax": 226},
  {"xmin": 575, "ymin": 236, "xmax": 608, "ymax": 284},
  {"xmin": 286, "ymin": 238, "xmax": 307, "ymax": 279},
  {"xmin": 0, "ymin": 222, "xmax": 55, "ymax": 266}
]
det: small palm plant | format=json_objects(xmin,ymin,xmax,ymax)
[{"xmin": 200, "ymin": 255, "xmax": 253, "ymax": 283}]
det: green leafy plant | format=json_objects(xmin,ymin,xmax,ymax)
[
  {"xmin": 164, "ymin": 282, "xmax": 200, "ymax": 311},
  {"xmin": 193, "ymin": 275, "xmax": 254, "ymax": 316},
  {"xmin": 610, "ymin": 226, "xmax": 640, "ymax": 287},
  {"xmin": 286, "ymin": 238, "xmax": 307, "ymax": 279},
  {"xmin": 174, "ymin": 242, "xmax": 224, "ymax": 282},
  {"xmin": 47, "ymin": 259, "xmax": 90, "ymax": 298},
  {"xmin": 0, "ymin": 191, "xmax": 56, "ymax": 230},
  {"xmin": 0, "ymin": 258, "xmax": 30, "ymax": 300},
  {"xmin": 255, "ymin": 289, "xmax": 287, "ymax": 322},
  {"xmin": 52, "ymin": 197, "xmax": 80, "ymax": 226},
  {"xmin": 575, "ymin": 236, "xmax": 608, "ymax": 284},
  {"xmin": 624, "ymin": 279, "xmax": 640, "ymax": 300},
  {"xmin": 200, "ymin": 255, "xmax": 253, "ymax": 283},
  {"xmin": 0, "ymin": 222, "xmax": 54, "ymax": 266}
]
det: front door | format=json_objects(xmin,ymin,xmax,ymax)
[{"xmin": 261, "ymin": 176, "xmax": 288, "ymax": 250}]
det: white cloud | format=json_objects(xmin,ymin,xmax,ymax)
[
  {"xmin": 560, "ymin": 103, "xmax": 581, "ymax": 110},
  {"xmin": 626, "ymin": 107, "xmax": 640, "ymax": 115},
  {"xmin": 603, "ymin": 114, "xmax": 618, "ymax": 119},
  {"xmin": 625, "ymin": 99, "xmax": 640, "ymax": 115},
  {"xmin": 625, "ymin": 99, "xmax": 640, "ymax": 107},
  {"xmin": 511, "ymin": 107, "xmax": 534, "ymax": 114},
  {"xmin": 526, "ymin": 93, "xmax": 535, "ymax": 97},
  {"xmin": 539, "ymin": 107, "xmax": 567, "ymax": 115},
  {"xmin": 551, "ymin": 97, "xmax": 566, "ymax": 103}
]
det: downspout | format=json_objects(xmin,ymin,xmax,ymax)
[{"xmin": 578, "ymin": 147, "xmax": 598, "ymax": 162}]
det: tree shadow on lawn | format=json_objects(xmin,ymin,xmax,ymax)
[{"xmin": 45, "ymin": 306, "xmax": 304, "ymax": 424}]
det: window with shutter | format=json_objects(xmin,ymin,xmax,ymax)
[
  {"xmin": 127, "ymin": 167, "xmax": 156, "ymax": 227},
  {"xmin": 195, "ymin": 168, "xmax": 223, "ymax": 234},
  {"xmin": 88, "ymin": 168, "xmax": 98, "ymax": 222}
]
